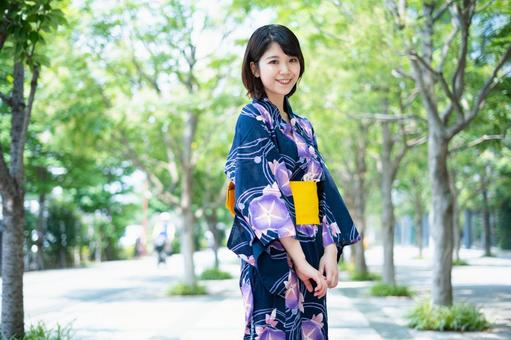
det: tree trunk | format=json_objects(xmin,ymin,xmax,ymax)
[
  {"xmin": 352, "ymin": 123, "xmax": 369, "ymax": 274},
  {"xmin": 429, "ymin": 132, "xmax": 454, "ymax": 306},
  {"xmin": 412, "ymin": 180, "xmax": 424, "ymax": 258},
  {"xmin": 463, "ymin": 209, "xmax": 473, "ymax": 248},
  {"xmin": 94, "ymin": 235, "xmax": 101, "ymax": 263},
  {"xmin": 450, "ymin": 169, "xmax": 461, "ymax": 262},
  {"xmin": 0, "ymin": 227, "xmax": 3, "ymax": 273},
  {"xmin": 352, "ymin": 185, "xmax": 368, "ymax": 274},
  {"xmin": 35, "ymin": 192, "xmax": 45, "ymax": 270},
  {"xmin": 180, "ymin": 204, "xmax": 196, "ymax": 285},
  {"xmin": 482, "ymin": 185, "xmax": 491, "ymax": 256},
  {"xmin": 181, "ymin": 160, "xmax": 196, "ymax": 286},
  {"xmin": 205, "ymin": 214, "xmax": 220, "ymax": 270},
  {"xmin": 1, "ymin": 193, "xmax": 25, "ymax": 339},
  {"xmin": 381, "ymin": 121, "xmax": 396, "ymax": 285}
]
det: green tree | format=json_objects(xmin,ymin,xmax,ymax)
[
  {"xmin": 386, "ymin": 0, "xmax": 511, "ymax": 306},
  {"xmin": 0, "ymin": 1, "xmax": 66, "ymax": 337}
]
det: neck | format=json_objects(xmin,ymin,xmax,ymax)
[{"xmin": 266, "ymin": 93, "xmax": 286, "ymax": 114}]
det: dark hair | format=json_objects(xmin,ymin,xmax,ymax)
[{"xmin": 241, "ymin": 24, "xmax": 305, "ymax": 99}]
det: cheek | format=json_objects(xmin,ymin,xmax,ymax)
[
  {"xmin": 292, "ymin": 64, "xmax": 301, "ymax": 75},
  {"xmin": 259, "ymin": 66, "xmax": 277, "ymax": 81}
]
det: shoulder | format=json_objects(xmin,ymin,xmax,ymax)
[
  {"xmin": 291, "ymin": 112, "xmax": 316, "ymax": 138},
  {"xmin": 235, "ymin": 102, "xmax": 274, "ymax": 143},
  {"xmin": 236, "ymin": 101, "xmax": 275, "ymax": 131}
]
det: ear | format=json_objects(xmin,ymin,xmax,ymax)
[{"xmin": 250, "ymin": 61, "xmax": 260, "ymax": 78}]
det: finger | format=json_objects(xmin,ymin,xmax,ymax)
[
  {"xmin": 326, "ymin": 270, "xmax": 333, "ymax": 287},
  {"xmin": 314, "ymin": 275, "xmax": 326, "ymax": 297},
  {"xmin": 318, "ymin": 279, "xmax": 327, "ymax": 298},
  {"xmin": 313, "ymin": 276, "xmax": 321, "ymax": 291},
  {"xmin": 304, "ymin": 279, "xmax": 313, "ymax": 293},
  {"xmin": 319, "ymin": 260, "xmax": 325, "ymax": 276}
]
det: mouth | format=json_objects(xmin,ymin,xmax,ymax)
[{"xmin": 276, "ymin": 79, "xmax": 293, "ymax": 85}]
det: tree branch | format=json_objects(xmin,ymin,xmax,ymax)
[
  {"xmin": 408, "ymin": 53, "xmax": 444, "ymax": 131},
  {"xmin": 409, "ymin": 51, "xmax": 465, "ymax": 124},
  {"xmin": 347, "ymin": 111, "xmax": 426, "ymax": 123},
  {"xmin": 117, "ymin": 130, "xmax": 180, "ymax": 206},
  {"xmin": 450, "ymin": 3, "xmax": 472, "ymax": 100},
  {"xmin": 406, "ymin": 135, "xmax": 427, "ymax": 147},
  {"xmin": 449, "ymin": 134, "xmax": 503, "ymax": 154},
  {"xmin": 0, "ymin": 91, "xmax": 12, "ymax": 107},
  {"xmin": 432, "ymin": 0, "xmax": 456, "ymax": 22},
  {"xmin": 447, "ymin": 43, "xmax": 511, "ymax": 139},
  {"xmin": 437, "ymin": 23, "xmax": 459, "ymax": 73},
  {"xmin": 391, "ymin": 68, "xmax": 415, "ymax": 81},
  {"xmin": 0, "ymin": 142, "xmax": 15, "ymax": 197}
]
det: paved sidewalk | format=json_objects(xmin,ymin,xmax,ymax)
[{"xmin": 2, "ymin": 245, "xmax": 510, "ymax": 339}]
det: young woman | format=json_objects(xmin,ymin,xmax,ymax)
[{"xmin": 224, "ymin": 24, "xmax": 361, "ymax": 340}]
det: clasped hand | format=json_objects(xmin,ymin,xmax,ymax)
[{"xmin": 293, "ymin": 244, "xmax": 338, "ymax": 299}]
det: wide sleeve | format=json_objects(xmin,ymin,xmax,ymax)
[
  {"xmin": 307, "ymin": 118, "xmax": 362, "ymax": 259},
  {"xmin": 225, "ymin": 105, "xmax": 297, "ymax": 295}
]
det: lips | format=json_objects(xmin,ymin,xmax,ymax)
[{"xmin": 276, "ymin": 79, "xmax": 292, "ymax": 85}]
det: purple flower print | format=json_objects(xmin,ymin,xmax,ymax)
[
  {"xmin": 248, "ymin": 184, "xmax": 294, "ymax": 239},
  {"xmin": 284, "ymin": 271, "xmax": 299, "ymax": 310},
  {"xmin": 284, "ymin": 270, "xmax": 305, "ymax": 313},
  {"xmin": 269, "ymin": 160, "xmax": 292, "ymax": 196},
  {"xmin": 301, "ymin": 313, "xmax": 325, "ymax": 340},
  {"xmin": 255, "ymin": 309, "xmax": 286, "ymax": 340},
  {"xmin": 293, "ymin": 133, "xmax": 312, "ymax": 159},
  {"xmin": 239, "ymin": 254, "xmax": 255, "ymax": 266},
  {"xmin": 330, "ymin": 221, "xmax": 340, "ymax": 236},
  {"xmin": 254, "ymin": 103, "xmax": 274, "ymax": 130},
  {"xmin": 297, "ymin": 224, "xmax": 318, "ymax": 237},
  {"xmin": 308, "ymin": 145, "xmax": 318, "ymax": 158},
  {"xmin": 295, "ymin": 117, "xmax": 314, "ymax": 140},
  {"xmin": 269, "ymin": 240, "xmax": 285, "ymax": 251},
  {"xmin": 303, "ymin": 158, "xmax": 323, "ymax": 181},
  {"xmin": 322, "ymin": 216, "xmax": 334, "ymax": 246},
  {"xmin": 322, "ymin": 215, "xmax": 340, "ymax": 237},
  {"xmin": 241, "ymin": 279, "xmax": 253, "ymax": 331},
  {"xmin": 281, "ymin": 123, "xmax": 294, "ymax": 140}
]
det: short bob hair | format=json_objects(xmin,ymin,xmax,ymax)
[{"xmin": 242, "ymin": 24, "xmax": 305, "ymax": 99}]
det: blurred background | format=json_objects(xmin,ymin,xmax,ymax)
[{"xmin": 0, "ymin": 0, "xmax": 510, "ymax": 339}]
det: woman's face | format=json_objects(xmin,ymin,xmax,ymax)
[{"xmin": 251, "ymin": 42, "xmax": 301, "ymax": 100}]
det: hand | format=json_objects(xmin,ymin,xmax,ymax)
[
  {"xmin": 294, "ymin": 259, "xmax": 327, "ymax": 299},
  {"xmin": 319, "ymin": 244, "xmax": 339, "ymax": 288}
]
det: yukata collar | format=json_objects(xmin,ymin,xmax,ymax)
[{"xmin": 253, "ymin": 96, "xmax": 297, "ymax": 124}]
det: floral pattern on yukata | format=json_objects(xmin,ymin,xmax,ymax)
[{"xmin": 225, "ymin": 96, "xmax": 361, "ymax": 339}]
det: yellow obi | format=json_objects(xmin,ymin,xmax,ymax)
[
  {"xmin": 225, "ymin": 181, "xmax": 235, "ymax": 217},
  {"xmin": 289, "ymin": 180, "xmax": 320, "ymax": 225}
]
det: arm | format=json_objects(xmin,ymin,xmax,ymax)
[
  {"xmin": 280, "ymin": 236, "xmax": 327, "ymax": 297},
  {"xmin": 319, "ymin": 243, "xmax": 339, "ymax": 288}
]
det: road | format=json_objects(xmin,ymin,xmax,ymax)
[{"xmin": 3, "ymin": 245, "xmax": 510, "ymax": 339}]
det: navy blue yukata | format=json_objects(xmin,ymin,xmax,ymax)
[{"xmin": 224, "ymin": 96, "xmax": 361, "ymax": 339}]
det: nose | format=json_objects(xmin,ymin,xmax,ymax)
[{"xmin": 279, "ymin": 62, "xmax": 291, "ymax": 74}]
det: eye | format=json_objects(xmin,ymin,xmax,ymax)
[
  {"xmin": 290, "ymin": 57, "xmax": 298, "ymax": 63},
  {"xmin": 269, "ymin": 60, "xmax": 278, "ymax": 64}
]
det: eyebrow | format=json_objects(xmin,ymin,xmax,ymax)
[{"xmin": 265, "ymin": 55, "xmax": 296, "ymax": 60}]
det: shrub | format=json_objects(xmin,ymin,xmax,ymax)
[
  {"xmin": 339, "ymin": 261, "xmax": 355, "ymax": 272},
  {"xmin": 167, "ymin": 283, "xmax": 207, "ymax": 296},
  {"xmin": 452, "ymin": 259, "xmax": 469, "ymax": 266},
  {"xmin": 407, "ymin": 299, "xmax": 490, "ymax": 331},
  {"xmin": 350, "ymin": 271, "xmax": 381, "ymax": 281},
  {"xmin": 370, "ymin": 282, "xmax": 413, "ymax": 297},
  {"xmin": 5, "ymin": 321, "xmax": 76, "ymax": 340},
  {"xmin": 200, "ymin": 267, "xmax": 233, "ymax": 280}
]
